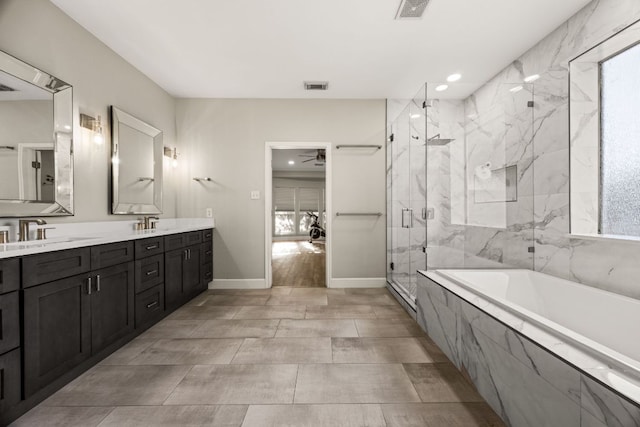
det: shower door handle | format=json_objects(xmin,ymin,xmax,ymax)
[{"xmin": 401, "ymin": 208, "xmax": 413, "ymax": 228}]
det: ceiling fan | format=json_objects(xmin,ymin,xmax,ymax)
[{"xmin": 298, "ymin": 149, "xmax": 326, "ymax": 165}]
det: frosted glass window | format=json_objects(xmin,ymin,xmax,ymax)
[{"xmin": 600, "ymin": 42, "xmax": 640, "ymax": 236}]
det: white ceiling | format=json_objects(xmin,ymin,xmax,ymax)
[{"xmin": 50, "ymin": 0, "xmax": 591, "ymax": 99}]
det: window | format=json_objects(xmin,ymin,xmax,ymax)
[
  {"xmin": 273, "ymin": 186, "xmax": 324, "ymax": 236},
  {"xmin": 600, "ymin": 42, "xmax": 640, "ymax": 236},
  {"xmin": 569, "ymin": 19, "xmax": 640, "ymax": 238}
]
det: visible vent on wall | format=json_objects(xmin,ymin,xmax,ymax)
[
  {"xmin": 395, "ymin": 0, "xmax": 430, "ymax": 19},
  {"xmin": 304, "ymin": 81, "xmax": 329, "ymax": 91},
  {"xmin": 0, "ymin": 83, "xmax": 16, "ymax": 92}
]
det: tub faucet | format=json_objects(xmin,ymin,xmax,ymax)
[{"xmin": 18, "ymin": 219, "xmax": 47, "ymax": 242}]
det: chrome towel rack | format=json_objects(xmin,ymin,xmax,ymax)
[
  {"xmin": 336, "ymin": 212, "xmax": 383, "ymax": 217},
  {"xmin": 335, "ymin": 144, "xmax": 381, "ymax": 150}
]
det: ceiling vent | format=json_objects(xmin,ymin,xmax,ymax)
[
  {"xmin": 0, "ymin": 83, "xmax": 16, "ymax": 92},
  {"xmin": 304, "ymin": 81, "xmax": 329, "ymax": 91},
  {"xmin": 395, "ymin": 0, "xmax": 430, "ymax": 19}
]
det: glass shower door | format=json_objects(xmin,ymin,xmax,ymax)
[{"xmin": 387, "ymin": 89, "xmax": 427, "ymax": 306}]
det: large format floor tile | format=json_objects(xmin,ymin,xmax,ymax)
[
  {"xmin": 167, "ymin": 305, "xmax": 240, "ymax": 320},
  {"xmin": 275, "ymin": 319, "xmax": 358, "ymax": 337},
  {"xmin": 381, "ymin": 402, "xmax": 506, "ymax": 426},
  {"xmin": 14, "ymin": 286, "xmax": 504, "ymax": 427},
  {"xmin": 164, "ymin": 364, "xmax": 298, "ymax": 405},
  {"xmin": 305, "ymin": 305, "xmax": 377, "ymax": 319},
  {"xmin": 241, "ymin": 404, "xmax": 387, "ymax": 427},
  {"xmin": 332, "ymin": 337, "xmax": 448, "ymax": 364},
  {"xmin": 190, "ymin": 319, "xmax": 280, "ymax": 338},
  {"xmin": 355, "ymin": 319, "xmax": 425, "ymax": 337},
  {"xmin": 294, "ymin": 364, "xmax": 421, "ymax": 404},
  {"xmin": 129, "ymin": 338, "xmax": 243, "ymax": 365},
  {"xmin": 232, "ymin": 337, "xmax": 332, "ymax": 364},
  {"xmin": 403, "ymin": 363, "xmax": 484, "ymax": 403},
  {"xmin": 98, "ymin": 405, "xmax": 248, "ymax": 427},
  {"xmin": 232, "ymin": 305, "xmax": 306, "ymax": 319},
  {"xmin": 43, "ymin": 365, "xmax": 191, "ymax": 406},
  {"xmin": 10, "ymin": 406, "xmax": 114, "ymax": 427}
]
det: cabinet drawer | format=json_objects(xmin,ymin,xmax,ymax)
[
  {"xmin": 185, "ymin": 231, "xmax": 202, "ymax": 246},
  {"xmin": 135, "ymin": 283, "xmax": 165, "ymax": 328},
  {"xmin": 164, "ymin": 233, "xmax": 187, "ymax": 251},
  {"xmin": 0, "ymin": 258, "xmax": 19, "ymax": 295},
  {"xmin": 202, "ymin": 228, "xmax": 213, "ymax": 242},
  {"xmin": 0, "ymin": 348, "xmax": 21, "ymax": 413},
  {"xmin": 202, "ymin": 262, "xmax": 213, "ymax": 285},
  {"xmin": 91, "ymin": 241, "xmax": 134, "ymax": 270},
  {"xmin": 135, "ymin": 254, "xmax": 164, "ymax": 293},
  {"xmin": 0, "ymin": 291, "xmax": 19, "ymax": 354},
  {"xmin": 135, "ymin": 237, "xmax": 164, "ymax": 259},
  {"xmin": 200, "ymin": 242, "xmax": 213, "ymax": 264},
  {"xmin": 22, "ymin": 247, "xmax": 91, "ymax": 288}
]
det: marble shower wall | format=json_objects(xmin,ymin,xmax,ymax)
[{"xmin": 423, "ymin": 0, "xmax": 640, "ymax": 300}]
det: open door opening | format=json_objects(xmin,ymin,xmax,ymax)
[{"xmin": 266, "ymin": 144, "xmax": 331, "ymax": 288}]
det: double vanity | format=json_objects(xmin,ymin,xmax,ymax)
[{"xmin": 0, "ymin": 219, "xmax": 214, "ymax": 425}]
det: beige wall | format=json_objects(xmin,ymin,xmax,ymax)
[
  {"xmin": 0, "ymin": 0, "xmax": 178, "ymax": 222},
  {"xmin": 176, "ymin": 99, "xmax": 386, "ymax": 286}
]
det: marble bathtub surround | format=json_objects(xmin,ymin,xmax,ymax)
[
  {"xmin": 417, "ymin": 271, "xmax": 640, "ymax": 426},
  {"xmin": 14, "ymin": 286, "xmax": 504, "ymax": 426}
]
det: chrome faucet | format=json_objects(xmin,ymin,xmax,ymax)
[
  {"xmin": 143, "ymin": 216, "xmax": 159, "ymax": 230},
  {"xmin": 18, "ymin": 219, "xmax": 47, "ymax": 242}
]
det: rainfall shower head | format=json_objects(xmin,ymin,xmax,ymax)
[{"xmin": 426, "ymin": 134, "xmax": 454, "ymax": 146}]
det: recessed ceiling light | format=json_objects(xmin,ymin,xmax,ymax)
[
  {"xmin": 446, "ymin": 73, "xmax": 461, "ymax": 82},
  {"xmin": 524, "ymin": 74, "xmax": 540, "ymax": 83},
  {"xmin": 435, "ymin": 84, "xmax": 448, "ymax": 92},
  {"xmin": 288, "ymin": 160, "xmax": 295, "ymax": 165},
  {"xmin": 410, "ymin": 114, "xmax": 421, "ymax": 119},
  {"xmin": 510, "ymin": 85, "xmax": 524, "ymax": 93}
]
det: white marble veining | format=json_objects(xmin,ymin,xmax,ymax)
[
  {"xmin": 417, "ymin": 272, "xmax": 640, "ymax": 426},
  {"xmin": 0, "ymin": 218, "xmax": 214, "ymax": 259}
]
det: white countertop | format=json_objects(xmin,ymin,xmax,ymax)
[{"xmin": 0, "ymin": 218, "xmax": 215, "ymax": 259}]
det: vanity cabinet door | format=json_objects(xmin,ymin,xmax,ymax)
[
  {"xmin": 165, "ymin": 248, "xmax": 186, "ymax": 312},
  {"xmin": 90, "ymin": 262, "xmax": 135, "ymax": 354},
  {"xmin": 183, "ymin": 244, "xmax": 201, "ymax": 299},
  {"xmin": 23, "ymin": 273, "xmax": 92, "ymax": 397},
  {"xmin": 0, "ymin": 291, "xmax": 19, "ymax": 355},
  {"xmin": 0, "ymin": 258, "xmax": 19, "ymax": 295},
  {"xmin": 0, "ymin": 348, "xmax": 21, "ymax": 415}
]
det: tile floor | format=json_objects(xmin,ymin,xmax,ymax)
[{"xmin": 12, "ymin": 287, "xmax": 505, "ymax": 426}]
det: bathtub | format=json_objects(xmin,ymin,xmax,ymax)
[{"xmin": 417, "ymin": 269, "xmax": 640, "ymax": 426}]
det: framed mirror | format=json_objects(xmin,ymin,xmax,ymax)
[
  {"xmin": 111, "ymin": 106, "xmax": 163, "ymax": 214},
  {"xmin": 0, "ymin": 50, "xmax": 73, "ymax": 217}
]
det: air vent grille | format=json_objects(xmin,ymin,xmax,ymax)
[
  {"xmin": 0, "ymin": 84, "xmax": 16, "ymax": 92},
  {"xmin": 304, "ymin": 81, "xmax": 329, "ymax": 91},
  {"xmin": 395, "ymin": 0, "xmax": 430, "ymax": 19}
]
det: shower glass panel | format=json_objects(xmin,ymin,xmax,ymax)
[
  {"xmin": 386, "ymin": 88, "xmax": 426, "ymax": 307},
  {"xmin": 424, "ymin": 82, "xmax": 535, "ymax": 271}
]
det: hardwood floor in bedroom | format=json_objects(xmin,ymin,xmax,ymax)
[{"xmin": 271, "ymin": 240, "xmax": 326, "ymax": 287}]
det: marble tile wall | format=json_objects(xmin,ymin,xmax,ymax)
[
  {"xmin": 416, "ymin": 274, "xmax": 640, "ymax": 426},
  {"xmin": 410, "ymin": 0, "xmax": 640, "ymax": 300}
]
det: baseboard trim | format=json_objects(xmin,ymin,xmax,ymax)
[
  {"xmin": 330, "ymin": 277, "xmax": 387, "ymax": 288},
  {"xmin": 210, "ymin": 279, "xmax": 267, "ymax": 289}
]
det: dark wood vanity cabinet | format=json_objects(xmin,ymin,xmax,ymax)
[
  {"xmin": 22, "ymin": 243, "xmax": 135, "ymax": 397},
  {"xmin": 0, "ymin": 258, "xmax": 21, "ymax": 415},
  {"xmin": 2, "ymin": 227, "xmax": 212, "ymax": 425}
]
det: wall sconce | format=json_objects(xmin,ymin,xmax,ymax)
[
  {"xmin": 164, "ymin": 146, "xmax": 179, "ymax": 168},
  {"xmin": 80, "ymin": 113, "xmax": 104, "ymax": 145}
]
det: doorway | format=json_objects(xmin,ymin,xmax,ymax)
[{"xmin": 265, "ymin": 143, "xmax": 332, "ymax": 288}]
